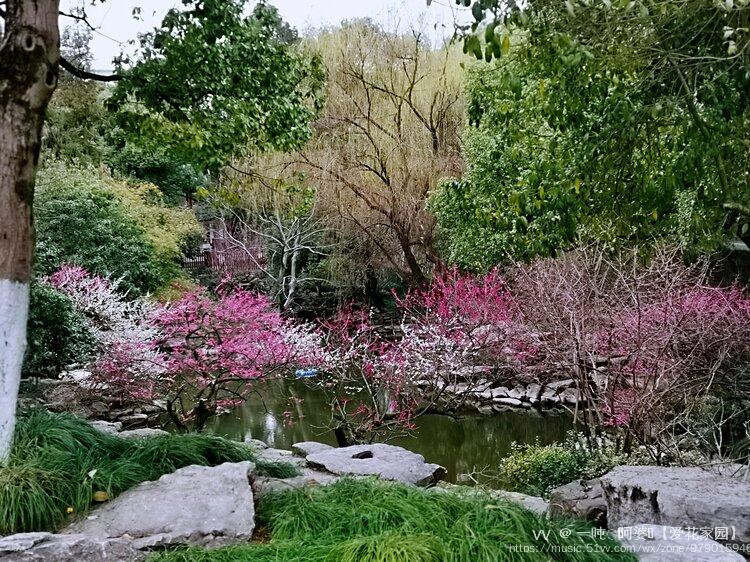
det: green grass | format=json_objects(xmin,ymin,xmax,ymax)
[
  {"xmin": 0, "ymin": 410, "xmax": 297, "ymax": 534},
  {"xmin": 151, "ymin": 479, "xmax": 636, "ymax": 562}
]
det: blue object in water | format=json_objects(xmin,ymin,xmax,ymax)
[{"xmin": 295, "ymin": 368, "xmax": 318, "ymax": 379}]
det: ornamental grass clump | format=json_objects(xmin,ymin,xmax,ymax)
[
  {"xmin": 0, "ymin": 410, "xmax": 296, "ymax": 535},
  {"xmin": 151, "ymin": 478, "xmax": 635, "ymax": 562}
]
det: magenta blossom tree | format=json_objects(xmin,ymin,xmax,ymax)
[
  {"xmin": 316, "ymin": 306, "xmax": 416, "ymax": 446},
  {"xmin": 314, "ymin": 269, "xmax": 530, "ymax": 445}
]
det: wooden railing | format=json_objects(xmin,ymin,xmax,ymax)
[{"xmin": 183, "ymin": 248, "xmax": 265, "ymax": 276}]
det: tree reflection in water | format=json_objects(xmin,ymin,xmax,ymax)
[{"xmin": 209, "ymin": 379, "xmax": 572, "ymax": 485}]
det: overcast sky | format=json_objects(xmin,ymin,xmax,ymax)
[{"xmin": 59, "ymin": 0, "xmax": 470, "ymax": 71}]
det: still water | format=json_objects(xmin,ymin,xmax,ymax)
[{"xmin": 209, "ymin": 379, "xmax": 573, "ymax": 485}]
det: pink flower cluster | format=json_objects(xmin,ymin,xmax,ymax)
[
  {"xmin": 45, "ymin": 265, "xmax": 318, "ymax": 431},
  {"xmin": 153, "ymin": 288, "xmax": 293, "ymax": 382}
]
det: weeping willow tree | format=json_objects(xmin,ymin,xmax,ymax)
[{"xmin": 300, "ymin": 21, "xmax": 467, "ymax": 287}]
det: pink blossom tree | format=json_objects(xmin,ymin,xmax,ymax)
[
  {"xmin": 512, "ymin": 247, "xmax": 750, "ymax": 457},
  {"xmin": 314, "ymin": 269, "xmax": 527, "ymax": 445},
  {"xmin": 312, "ymin": 306, "xmax": 423, "ymax": 446},
  {"xmin": 150, "ymin": 288, "xmax": 308, "ymax": 430}
]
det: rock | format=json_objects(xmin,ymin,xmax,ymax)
[
  {"xmin": 493, "ymin": 397, "xmax": 523, "ymax": 407},
  {"xmin": 489, "ymin": 490, "xmax": 549, "ymax": 515},
  {"xmin": 64, "ymin": 462, "xmax": 255, "ymax": 549},
  {"xmin": 306, "ymin": 444, "xmax": 445, "ymax": 486},
  {"xmin": 540, "ymin": 388, "xmax": 560, "ymax": 404},
  {"xmin": 491, "ymin": 386, "xmax": 510, "ymax": 399},
  {"xmin": 118, "ymin": 428, "xmax": 169, "ymax": 439},
  {"xmin": 705, "ymin": 462, "xmax": 750, "ymax": 480},
  {"xmin": 445, "ymin": 383, "xmax": 470, "ymax": 395},
  {"xmin": 549, "ymin": 478, "xmax": 607, "ymax": 527},
  {"xmin": 478, "ymin": 389, "xmax": 494, "ymax": 401},
  {"xmin": 432, "ymin": 483, "xmax": 548, "ymax": 515},
  {"xmin": 292, "ymin": 441, "xmax": 335, "ymax": 457},
  {"xmin": 41, "ymin": 384, "xmax": 80, "ymax": 413},
  {"xmin": 109, "ymin": 408, "xmax": 135, "ymax": 419},
  {"xmin": 256, "ymin": 447, "xmax": 307, "ymax": 467},
  {"xmin": 601, "ymin": 466, "xmax": 750, "ymax": 549},
  {"xmin": 89, "ymin": 402, "xmax": 109, "ymax": 416},
  {"xmin": 243, "ymin": 437, "xmax": 269, "ymax": 449},
  {"xmin": 61, "ymin": 369, "xmax": 92, "ymax": 384},
  {"xmin": 546, "ymin": 379, "xmax": 575, "ymax": 391},
  {"xmin": 0, "ymin": 533, "xmax": 144, "ymax": 562},
  {"xmin": 558, "ymin": 388, "xmax": 581, "ymax": 405},
  {"xmin": 254, "ymin": 467, "xmax": 340, "ymax": 496},
  {"xmin": 89, "ymin": 420, "xmax": 122, "ymax": 435},
  {"xmin": 590, "ymin": 372, "xmax": 608, "ymax": 390},
  {"xmin": 138, "ymin": 404, "xmax": 164, "ymax": 415},
  {"xmin": 34, "ymin": 379, "xmax": 65, "ymax": 389},
  {"xmin": 615, "ymin": 524, "xmax": 744, "ymax": 561},
  {"xmin": 506, "ymin": 384, "xmax": 526, "ymax": 400},
  {"xmin": 525, "ymin": 383, "xmax": 542, "ymax": 402},
  {"xmin": 456, "ymin": 473, "xmax": 475, "ymax": 485},
  {"xmin": 118, "ymin": 414, "xmax": 148, "ymax": 428}
]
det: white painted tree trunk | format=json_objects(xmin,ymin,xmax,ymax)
[
  {"xmin": 0, "ymin": 280, "xmax": 29, "ymax": 462},
  {"xmin": 0, "ymin": 0, "xmax": 61, "ymax": 463}
]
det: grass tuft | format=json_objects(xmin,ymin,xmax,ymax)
[
  {"xmin": 0, "ymin": 410, "xmax": 297, "ymax": 534},
  {"xmin": 151, "ymin": 478, "xmax": 636, "ymax": 562}
]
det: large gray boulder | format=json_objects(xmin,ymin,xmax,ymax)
[
  {"xmin": 615, "ymin": 524, "xmax": 744, "ymax": 561},
  {"xmin": 306, "ymin": 444, "xmax": 445, "ymax": 486},
  {"xmin": 256, "ymin": 447, "xmax": 307, "ymax": 467},
  {"xmin": 255, "ymin": 466, "xmax": 340, "ymax": 496},
  {"xmin": 0, "ymin": 533, "xmax": 143, "ymax": 562},
  {"xmin": 64, "ymin": 462, "xmax": 255, "ymax": 549},
  {"xmin": 549, "ymin": 478, "xmax": 607, "ymax": 527},
  {"xmin": 432, "ymin": 483, "xmax": 548, "ymax": 515},
  {"xmin": 118, "ymin": 428, "xmax": 169, "ymax": 439},
  {"xmin": 88, "ymin": 420, "xmax": 122, "ymax": 435},
  {"xmin": 291, "ymin": 441, "xmax": 334, "ymax": 457},
  {"xmin": 489, "ymin": 490, "xmax": 549, "ymax": 515},
  {"xmin": 601, "ymin": 466, "xmax": 750, "ymax": 549}
]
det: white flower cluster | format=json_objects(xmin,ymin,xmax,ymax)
[{"xmin": 43, "ymin": 266, "xmax": 158, "ymax": 351}]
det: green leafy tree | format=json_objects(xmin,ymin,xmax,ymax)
[
  {"xmin": 0, "ymin": 0, "xmax": 320, "ymax": 463},
  {"xmin": 109, "ymin": 1, "xmax": 324, "ymax": 172},
  {"xmin": 431, "ymin": 0, "xmax": 750, "ymax": 268}
]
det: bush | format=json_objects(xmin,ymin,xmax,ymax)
[
  {"xmin": 34, "ymin": 162, "xmax": 203, "ymax": 296},
  {"xmin": 0, "ymin": 410, "xmax": 296, "ymax": 534},
  {"xmin": 495, "ymin": 435, "xmax": 637, "ymax": 498},
  {"xmin": 496, "ymin": 441, "xmax": 591, "ymax": 498},
  {"xmin": 22, "ymin": 282, "xmax": 95, "ymax": 378},
  {"xmin": 151, "ymin": 478, "xmax": 635, "ymax": 562}
]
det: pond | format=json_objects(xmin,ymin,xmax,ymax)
[{"xmin": 209, "ymin": 379, "xmax": 573, "ymax": 486}]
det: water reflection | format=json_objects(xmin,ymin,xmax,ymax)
[{"xmin": 209, "ymin": 379, "xmax": 573, "ymax": 485}]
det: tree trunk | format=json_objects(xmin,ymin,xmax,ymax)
[
  {"xmin": 0, "ymin": 0, "xmax": 60, "ymax": 463},
  {"xmin": 397, "ymin": 233, "xmax": 426, "ymax": 286}
]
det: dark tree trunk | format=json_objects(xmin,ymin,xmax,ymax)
[
  {"xmin": 0, "ymin": 0, "xmax": 60, "ymax": 462},
  {"xmin": 334, "ymin": 426, "xmax": 350, "ymax": 447},
  {"xmin": 364, "ymin": 264, "xmax": 383, "ymax": 309},
  {"xmin": 397, "ymin": 233, "xmax": 427, "ymax": 286}
]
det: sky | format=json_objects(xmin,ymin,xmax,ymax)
[{"xmin": 59, "ymin": 0, "xmax": 471, "ymax": 72}]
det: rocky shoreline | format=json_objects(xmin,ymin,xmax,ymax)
[
  {"xmin": 423, "ymin": 376, "xmax": 582, "ymax": 415},
  {"xmin": 2, "ymin": 424, "xmax": 748, "ymax": 562}
]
